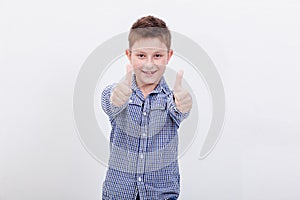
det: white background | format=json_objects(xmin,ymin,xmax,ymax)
[{"xmin": 1, "ymin": 0, "xmax": 300, "ymax": 199}]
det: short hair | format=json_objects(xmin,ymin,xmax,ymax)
[{"xmin": 128, "ymin": 15, "xmax": 171, "ymax": 50}]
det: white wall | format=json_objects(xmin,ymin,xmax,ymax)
[{"xmin": 1, "ymin": 0, "xmax": 300, "ymax": 199}]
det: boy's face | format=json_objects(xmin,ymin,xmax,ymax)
[{"xmin": 126, "ymin": 37, "xmax": 173, "ymax": 89}]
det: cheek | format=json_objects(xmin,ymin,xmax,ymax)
[
  {"xmin": 159, "ymin": 66, "xmax": 166, "ymax": 72},
  {"xmin": 132, "ymin": 59, "xmax": 144, "ymax": 68},
  {"xmin": 156, "ymin": 58, "xmax": 169, "ymax": 66},
  {"xmin": 133, "ymin": 65, "xmax": 142, "ymax": 73}
]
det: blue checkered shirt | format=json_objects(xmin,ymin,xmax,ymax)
[{"xmin": 101, "ymin": 75, "xmax": 189, "ymax": 200}]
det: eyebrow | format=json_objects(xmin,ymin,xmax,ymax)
[
  {"xmin": 131, "ymin": 47, "xmax": 168, "ymax": 52},
  {"xmin": 131, "ymin": 50, "xmax": 168, "ymax": 55}
]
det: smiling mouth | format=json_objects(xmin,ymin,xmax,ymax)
[{"xmin": 142, "ymin": 70, "xmax": 157, "ymax": 75}]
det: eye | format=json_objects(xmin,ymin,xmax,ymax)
[
  {"xmin": 136, "ymin": 54, "xmax": 146, "ymax": 58},
  {"xmin": 154, "ymin": 54, "xmax": 163, "ymax": 58}
]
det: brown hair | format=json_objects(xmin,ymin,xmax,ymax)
[{"xmin": 128, "ymin": 15, "xmax": 171, "ymax": 50}]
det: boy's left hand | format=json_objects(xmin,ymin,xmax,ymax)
[{"xmin": 173, "ymin": 70, "xmax": 193, "ymax": 113}]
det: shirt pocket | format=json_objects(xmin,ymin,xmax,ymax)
[{"xmin": 149, "ymin": 101, "xmax": 168, "ymax": 136}]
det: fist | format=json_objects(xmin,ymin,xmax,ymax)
[
  {"xmin": 173, "ymin": 70, "xmax": 192, "ymax": 113},
  {"xmin": 110, "ymin": 64, "xmax": 133, "ymax": 107}
]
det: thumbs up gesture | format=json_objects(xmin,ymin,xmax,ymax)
[
  {"xmin": 110, "ymin": 64, "xmax": 133, "ymax": 107},
  {"xmin": 173, "ymin": 70, "xmax": 192, "ymax": 113}
]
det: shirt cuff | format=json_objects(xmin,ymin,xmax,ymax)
[{"xmin": 167, "ymin": 93, "xmax": 190, "ymax": 127}]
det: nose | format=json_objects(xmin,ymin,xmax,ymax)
[
  {"xmin": 146, "ymin": 56, "xmax": 154, "ymax": 65},
  {"xmin": 144, "ymin": 58, "xmax": 155, "ymax": 69}
]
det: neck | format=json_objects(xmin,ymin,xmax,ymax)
[
  {"xmin": 142, "ymin": 85, "xmax": 156, "ymax": 98},
  {"xmin": 138, "ymin": 83, "xmax": 157, "ymax": 99}
]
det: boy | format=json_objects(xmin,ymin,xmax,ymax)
[{"xmin": 101, "ymin": 15, "xmax": 192, "ymax": 200}]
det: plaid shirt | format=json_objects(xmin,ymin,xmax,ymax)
[{"xmin": 101, "ymin": 75, "xmax": 189, "ymax": 200}]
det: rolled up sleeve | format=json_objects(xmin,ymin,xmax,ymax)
[
  {"xmin": 167, "ymin": 92, "xmax": 190, "ymax": 127},
  {"xmin": 101, "ymin": 83, "xmax": 129, "ymax": 121}
]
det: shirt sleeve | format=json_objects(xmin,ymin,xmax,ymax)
[
  {"xmin": 167, "ymin": 92, "xmax": 190, "ymax": 127},
  {"xmin": 101, "ymin": 83, "xmax": 129, "ymax": 121}
]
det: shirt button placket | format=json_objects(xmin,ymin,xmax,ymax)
[{"xmin": 137, "ymin": 100, "xmax": 148, "ymax": 186}]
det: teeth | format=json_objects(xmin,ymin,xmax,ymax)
[{"xmin": 143, "ymin": 71, "xmax": 155, "ymax": 74}]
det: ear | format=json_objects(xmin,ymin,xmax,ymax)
[
  {"xmin": 125, "ymin": 49, "xmax": 132, "ymax": 64},
  {"xmin": 166, "ymin": 49, "xmax": 173, "ymax": 64}
]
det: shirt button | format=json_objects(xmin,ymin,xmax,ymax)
[
  {"xmin": 142, "ymin": 133, "xmax": 146, "ymax": 137},
  {"xmin": 138, "ymin": 177, "xmax": 142, "ymax": 182},
  {"xmin": 129, "ymin": 99, "xmax": 133, "ymax": 103},
  {"xmin": 140, "ymin": 154, "xmax": 143, "ymax": 159},
  {"xmin": 143, "ymin": 112, "xmax": 146, "ymax": 116},
  {"xmin": 174, "ymin": 106, "xmax": 179, "ymax": 112}
]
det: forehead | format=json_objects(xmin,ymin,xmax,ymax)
[{"xmin": 131, "ymin": 38, "xmax": 168, "ymax": 52}]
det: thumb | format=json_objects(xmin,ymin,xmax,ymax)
[
  {"xmin": 126, "ymin": 64, "xmax": 133, "ymax": 86},
  {"xmin": 174, "ymin": 70, "xmax": 184, "ymax": 92}
]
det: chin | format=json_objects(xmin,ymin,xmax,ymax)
[
  {"xmin": 140, "ymin": 79, "xmax": 158, "ymax": 86},
  {"xmin": 137, "ymin": 74, "xmax": 162, "ymax": 86}
]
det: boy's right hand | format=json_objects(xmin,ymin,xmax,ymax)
[{"xmin": 110, "ymin": 64, "xmax": 133, "ymax": 107}]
